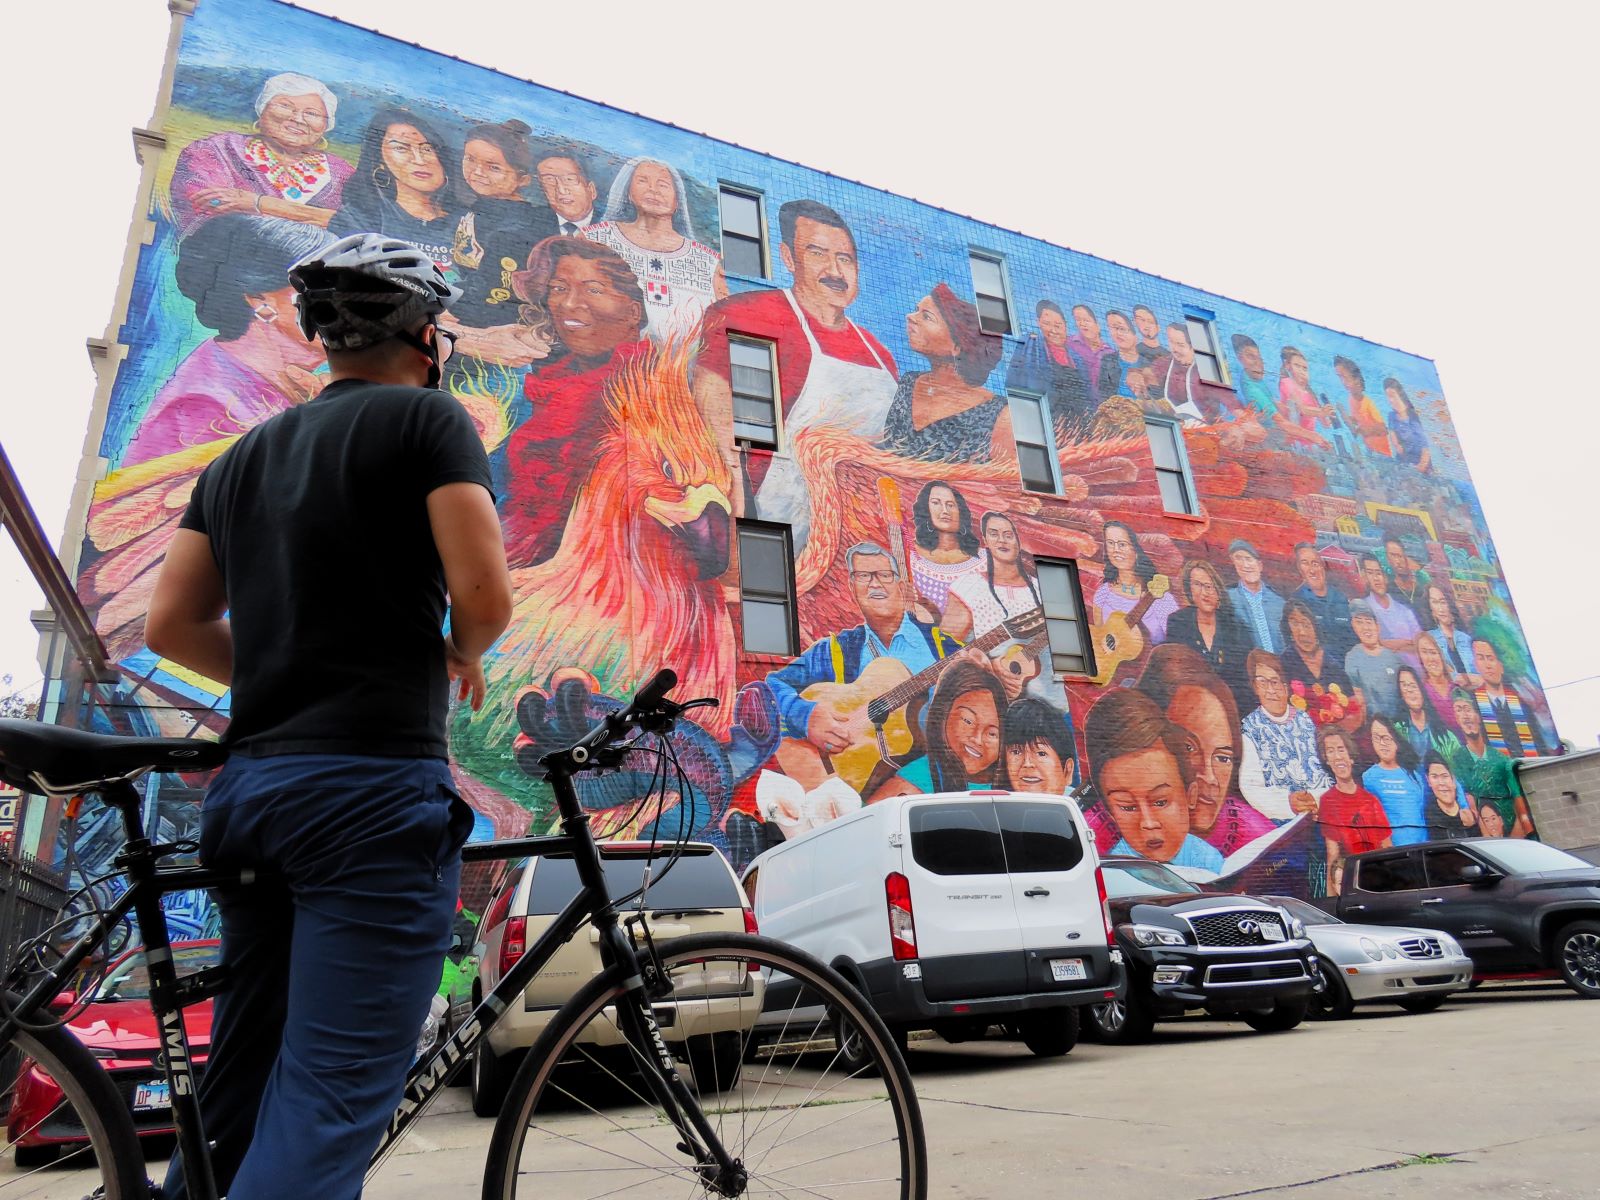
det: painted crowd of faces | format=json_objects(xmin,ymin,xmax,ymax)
[{"xmin": 76, "ymin": 64, "xmax": 1552, "ymax": 893}]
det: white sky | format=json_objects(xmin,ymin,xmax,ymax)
[{"xmin": 3, "ymin": 0, "xmax": 1598, "ymax": 741}]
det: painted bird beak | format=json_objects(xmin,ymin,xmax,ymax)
[{"xmin": 644, "ymin": 484, "xmax": 732, "ymax": 578}]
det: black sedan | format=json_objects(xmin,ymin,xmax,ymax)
[{"xmin": 1086, "ymin": 858, "xmax": 1319, "ymax": 1042}]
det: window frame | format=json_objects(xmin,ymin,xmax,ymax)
[
  {"xmin": 717, "ymin": 184, "xmax": 769, "ymax": 280},
  {"xmin": 736, "ymin": 519, "xmax": 798, "ymax": 657},
  {"xmin": 1144, "ymin": 416, "xmax": 1201, "ymax": 517},
  {"xmin": 967, "ymin": 249, "xmax": 1015, "ymax": 337},
  {"xmin": 1033, "ymin": 555, "xmax": 1095, "ymax": 679},
  {"xmin": 1008, "ymin": 389, "xmax": 1062, "ymax": 494},
  {"xmin": 727, "ymin": 333, "xmax": 781, "ymax": 450},
  {"xmin": 1182, "ymin": 308, "xmax": 1228, "ymax": 386}
]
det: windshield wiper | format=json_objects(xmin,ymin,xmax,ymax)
[{"xmin": 648, "ymin": 909, "xmax": 719, "ymax": 919}]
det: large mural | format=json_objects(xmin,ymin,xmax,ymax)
[{"xmin": 66, "ymin": 0, "xmax": 1556, "ymax": 922}]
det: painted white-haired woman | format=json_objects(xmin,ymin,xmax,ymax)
[
  {"xmin": 169, "ymin": 71, "xmax": 355, "ymax": 235},
  {"xmin": 584, "ymin": 156, "xmax": 726, "ymax": 343}
]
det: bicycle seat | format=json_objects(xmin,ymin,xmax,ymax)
[{"xmin": 0, "ymin": 719, "xmax": 228, "ymax": 794}]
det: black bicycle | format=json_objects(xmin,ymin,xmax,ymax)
[{"xmin": 0, "ymin": 669, "xmax": 927, "ymax": 1199}]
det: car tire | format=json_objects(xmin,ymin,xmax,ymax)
[
  {"xmin": 1016, "ymin": 1007, "xmax": 1080, "ymax": 1057},
  {"xmin": 934, "ymin": 1017, "xmax": 990, "ymax": 1044},
  {"xmin": 684, "ymin": 1032, "xmax": 742, "ymax": 1092},
  {"xmin": 1308, "ymin": 962, "xmax": 1356, "ymax": 1020},
  {"xmin": 1086, "ymin": 990, "xmax": 1154, "ymax": 1044},
  {"xmin": 12, "ymin": 1143, "xmax": 58, "ymax": 1169},
  {"xmin": 1397, "ymin": 993, "xmax": 1448, "ymax": 1014},
  {"xmin": 471, "ymin": 1035, "xmax": 519, "ymax": 1118},
  {"xmin": 1243, "ymin": 996, "xmax": 1309, "ymax": 1033},
  {"xmin": 831, "ymin": 1004, "xmax": 880, "ymax": 1075},
  {"xmin": 1554, "ymin": 919, "xmax": 1600, "ymax": 999}
]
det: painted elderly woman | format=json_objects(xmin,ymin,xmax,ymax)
[{"xmin": 169, "ymin": 72, "xmax": 353, "ymax": 236}]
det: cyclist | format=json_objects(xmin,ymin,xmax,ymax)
[{"xmin": 146, "ymin": 233, "xmax": 512, "ymax": 1200}]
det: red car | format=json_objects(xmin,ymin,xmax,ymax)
[{"xmin": 6, "ymin": 939, "xmax": 218, "ymax": 1166}]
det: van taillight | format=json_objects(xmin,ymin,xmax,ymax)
[
  {"xmin": 743, "ymin": 907, "xmax": 759, "ymax": 936},
  {"xmin": 885, "ymin": 872, "xmax": 917, "ymax": 961},
  {"xmin": 1094, "ymin": 867, "xmax": 1115, "ymax": 945},
  {"xmin": 499, "ymin": 915, "xmax": 527, "ymax": 979}
]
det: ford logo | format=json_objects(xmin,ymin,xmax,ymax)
[{"xmin": 1237, "ymin": 918, "xmax": 1261, "ymax": 937}]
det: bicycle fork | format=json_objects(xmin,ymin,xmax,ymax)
[{"xmin": 597, "ymin": 920, "xmax": 748, "ymax": 1198}]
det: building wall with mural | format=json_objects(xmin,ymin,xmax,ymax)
[{"xmin": 61, "ymin": 0, "xmax": 1556, "ymax": 919}]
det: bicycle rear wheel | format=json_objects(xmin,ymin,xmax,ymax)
[
  {"xmin": 482, "ymin": 931, "xmax": 926, "ymax": 1200},
  {"xmin": 0, "ymin": 993, "xmax": 146, "ymax": 1197}
]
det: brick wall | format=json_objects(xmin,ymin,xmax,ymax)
[{"xmin": 1519, "ymin": 751, "xmax": 1600, "ymax": 853}]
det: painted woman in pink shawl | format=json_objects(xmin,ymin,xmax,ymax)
[{"xmin": 169, "ymin": 72, "xmax": 354, "ymax": 236}]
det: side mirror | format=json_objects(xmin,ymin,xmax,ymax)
[
  {"xmin": 47, "ymin": 991, "xmax": 77, "ymax": 1010},
  {"xmin": 1459, "ymin": 864, "xmax": 1495, "ymax": 886}
]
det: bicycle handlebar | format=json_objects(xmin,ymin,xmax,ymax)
[{"xmin": 544, "ymin": 668, "xmax": 716, "ymax": 774}]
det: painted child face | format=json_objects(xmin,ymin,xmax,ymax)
[
  {"xmin": 1352, "ymin": 613, "xmax": 1381, "ymax": 649},
  {"xmin": 1478, "ymin": 804, "xmax": 1506, "ymax": 836},
  {"xmin": 946, "ymin": 690, "xmax": 1001, "ymax": 781},
  {"xmin": 1370, "ymin": 721, "xmax": 1399, "ymax": 766},
  {"xmin": 1006, "ymin": 739, "xmax": 1072, "ymax": 793},
  {"xmin": 463, "ymin": 138, "xmax": 528, "ymax": 200},
  {"xmin": 1323, "ymin": 735, "xmax": 1354, "ymax": 783},
  {"xmin": 1102, "ymin": 745, "xmax": 1191, "ymax": 863}
]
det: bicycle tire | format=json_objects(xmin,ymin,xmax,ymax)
[
  {"xmin": 481, "ymin": 931, "xmax": 927, "ymax": 1200},
  {"xmin": 0, "ymin": 991, "xmax": 147, "ymax": 1195}
]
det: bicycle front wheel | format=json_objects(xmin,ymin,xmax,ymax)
[
  {"xmin": 0, "ymin": 992, "xmax": 146, "ymax": 1197},
  {"xmin": 482, "ymin": 931, "xmax": 927, "ymax": 1200}
]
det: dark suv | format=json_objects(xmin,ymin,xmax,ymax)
[
  {"xmin": 1086, "ymin": 857, "xmax": 1319, "ymax": 1042},
  {"xmin": 1334, "ymin": 839, "xmax": 1600, "ymax": 998}
]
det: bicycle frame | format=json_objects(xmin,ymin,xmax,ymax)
[{"xmin": 2, "ymin": 736, "xmax": 739, "ymax": 1200}]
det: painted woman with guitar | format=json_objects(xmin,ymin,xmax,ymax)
[
  {"xmin": 942, "ymin": 511, "xmax": 1041, "ymax": 641},
  {"xmin": 1088, "ymin": 520, "xmax": 1177, "ymax": 683}
]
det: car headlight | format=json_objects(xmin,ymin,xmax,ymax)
[
  {"xmin": 1381, "ymin": 943, "xmax": 1400, "ymax": 959},
  {"xmin": 1359, "ymin": 937, "xmax": 1383, "ymax": 962},
  {"xmin": 1439, "ymin": 935, "xmax": 1463, "ymax": 957},
  {"xmin": 1122, "ymin": 923, "xmax": 1188, "ymax": 947},
  {"xmin": 1284, "ymin": 914, "xmax": 1306, "ymax": 939}
]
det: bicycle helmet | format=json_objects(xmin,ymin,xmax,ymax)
[{"xmin": 287, "ymin": 232, "xmax": 463, "ymax": 351}]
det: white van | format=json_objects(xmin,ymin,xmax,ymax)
[{"xmin": 743, "ymin": 790, "xmax": 1123, "ymax": 1061}]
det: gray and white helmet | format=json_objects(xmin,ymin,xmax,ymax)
[{"xmin": 287, "ymin": 232, "xmax": 462, "ymax": 351}]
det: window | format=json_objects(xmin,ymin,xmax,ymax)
[
  {"xmin": 737, "ymin": 522, "xmax": 796, "ymax": 655},
  {"xmin": 968, "ymin": 252, "xmax": 1013, "ymax": 335},
  {"xmin": 1423, "ymin": 846, "xmax": 1483, "ymax": 887},
  {"xmin": 729, "ymin": 336, "xmax": 779, "ymax": 448},
  {"xmin": 1035, "ymin": 557, "xmax": 1092, "ymax": 676},
  {"xmin": 526, "ymin": 849, "xmax": 740, "ymax": 915},
  {"xmin": 718, "ymin": 186, "xmax": 766, "ymax": 279},
  {"xmin": 1009, "ymin": 393, "xmax": 1060, "ymax": 493},
  {"xmin": 1184, "ymin": 312, "xmax": 1225, "ymax": 384},
  {"xmin": 1145, "ymin": 418, "xmax": 1199, "ymax": 516},
  {"xmin": 997, "ymin": 801, "xmax": 1084, "ymax": 873},
  {"xmin": 909, "ymin": 801, "xmax": 1005, "ymax": 875},
  {"xmin": 1353, "ymin": 853, "xmax": 1425, "ymax": 893}
]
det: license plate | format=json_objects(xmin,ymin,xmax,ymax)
[
  {"xmin": 1049, "ymin": 958, "xmax": 1087, "ymax": 982},
  {"xmin": 1260, "ymin": 921, "xmax": 1285, "ymax": 942},
  {"xmin": 132, "ymin": 1081, "xmax": 170, "ymax": 1112}
]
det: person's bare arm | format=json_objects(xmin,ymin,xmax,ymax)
[
  {"xmin": 147, "ymin": 529, "xmax": 233, "ymax": 684},
  {"xmin": 427, "ymin": 482, "xmax": 513, "ymax": 708}
]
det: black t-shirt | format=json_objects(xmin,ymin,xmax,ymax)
[{"xmin": 179, "ymin": 380, "xmax": 494, "ymax": 759}]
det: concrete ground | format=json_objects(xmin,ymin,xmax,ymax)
[{"xmin": 10, "ymin": 981, "xmax": 1595, "ymax": 1197}]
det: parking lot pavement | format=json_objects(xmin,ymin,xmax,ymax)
[{"xmin": 208, "ymin": 983, "xmax": 1599, "ymax": 1199}]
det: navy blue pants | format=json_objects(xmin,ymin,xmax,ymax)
[{"xmin": 163, "ymin": 754, "xmax": 473, "ymax": 1200}]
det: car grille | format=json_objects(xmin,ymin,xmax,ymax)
[
  {"xmin": 1203, "ymin": 960, "xmax": 1308, "ymax": 986},
  {"xmin": 1398, "ymin": 936, "xmax": 1444, "ymax": 959},
  {"xmin": 1411, "ymin": 974, "xmax": 1457, "ymax": 986},
  {"xmin": 1184, "ymin": 910, "xmax": 1286, "ymax": 948}
]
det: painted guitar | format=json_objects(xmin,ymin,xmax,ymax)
[
  {"xmin": 775, "ymin": 610, "xmax": 1048, "ymax": 795},
  {"xmin": 1087, "ymin": 574, "xmax": 1169, "ymax": 684}
]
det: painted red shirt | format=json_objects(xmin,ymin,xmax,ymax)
[{"xmin": 1318, "ymin": 784, "xmax": 1392, "ymax": 855}]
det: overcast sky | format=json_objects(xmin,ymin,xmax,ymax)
[{"xmin": 3, "ymin": 0, "xmax": 1597, "ymax": 741}]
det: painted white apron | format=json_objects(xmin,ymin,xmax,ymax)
[{"xmin": 755, "ymin": 288, "xmax": 897, "ymax": 551}]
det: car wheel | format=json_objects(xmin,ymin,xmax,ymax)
[
  {"xmin": 1397, "ymin": 993, "xmax": 1448, "ymax": 1014},
  {"xmin": 1555, "ymin": 919, "xmax": 1600, "ymax": 999},
  {"xmin": 684, "ymin": 1032, "xmax": 742, "ymax": 1093},
  {"xmin": 471, "ymin": 1035, "xmax": 518, "ymax": 1118},
  {"xmin": 1086, "ymin": 991, "xmax": 1154, "ymax": 1044},
  {"xmin": 831, "ymin": 1004, "xmax": 879, "ymax": 1075},
  {"xmin": 1016, "ymin": 1007, "xmax": 1080, "ymax": 1058},
  {"xmin": 12, "ymin": 1143, "xmax": 59, "ymax": 1169},
  {"xmin": 1308, "ymin": 962, "xmax": 1356, "ymax": 1020},
  {"xmin": 1243, "ymin": 996, "xmax": 1309, "ymax": 1033}
]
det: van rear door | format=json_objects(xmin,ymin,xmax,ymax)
[
  {"xmin": 902, "ymin": 797, "xmax": 1027, "ymax": 1000},
  {"xmin": 994, "ymin": 796, "xmax": 1104, "ymax": 988}
]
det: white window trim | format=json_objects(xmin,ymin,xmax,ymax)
[
  {"xmin": 729, "ymin": 333, "xmax": 783, "ymax": 452},
  {"xmin": 1035, "ymin": 555, "xmax": 1096, "ymax": 680},
  {"xmin": 1145, "ymin": 415, "xmax": 1202, "ymax": 517},
  {"xmin": 1182, "ymin": 309, "xmax": 1230, "ymax": 388},
  {"xmin": 718, "ymin": 184, "xmax": 769, "ymax": 280},
  {"xmin": 968, "ymin": 248, "xmax": 1017, "ymax": 338},
  {"xmin": 1007, "ymin": 389, "xmax": 1063, "ymax": 494}
]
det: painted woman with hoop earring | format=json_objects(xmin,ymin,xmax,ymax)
[
  {"xmin": 170, "ymin": 71, "xmax": 354, "ymax": 236},
  {"xmin": 941, "ymin": 510, "xmax": 1042, "ymax": 641},
  {"xmin": 330, "ymin": 107, "xmax": 463, "ymax": 267}
]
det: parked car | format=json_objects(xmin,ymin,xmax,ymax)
[
  {"xmin": 1331, "ymin": 838, "xmax": 1600, "ymax": 999},
  {"xmin": 5, "ymin": 939, "xmax": 218, "ymax": 1166},
  {"xmin": 1264, "ymin": 895, "xmax": 1473, "ymax": 1018},
  {"xmin": 1086, "ymin": 858, "xmax": 1318, "ymax": 1043},
  {"xmin": 742, "ymin": 791, "xmax": 1122, "ymax": 1064},
  {"xmin": 467, "ymin": 841, "xmax": 761, "ymax": 1116}
]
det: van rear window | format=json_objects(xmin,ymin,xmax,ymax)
[
  {"xmin": 998, "ymin": 801, "xmax": 1084, "ymax": 872},
  {"xmin": 525, "ymin": 851, "xmax": 740, "ymax": 915},
  {"xmin": 909, "ymin": 802, "xmax": 1005, "ymax": 876}
]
